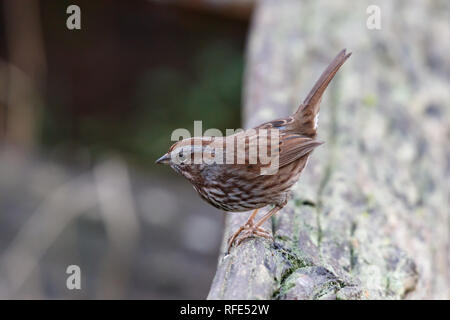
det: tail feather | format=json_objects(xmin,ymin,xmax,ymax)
[{"xmin": 294, "ymin": 49, "xmax": 351, "ymax": 137}]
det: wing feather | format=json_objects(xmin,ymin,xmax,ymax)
[{"xmin": 278, "ymin": 134, "xmax": 323, "ymax": 168}]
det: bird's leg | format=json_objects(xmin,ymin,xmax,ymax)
[
  {"xmin": 235, "ymin": 206, "xmax": 281, "ymax": 247},
  {"xmin": 227, "ymin": 208, "xmax": 259, "ymax": 253},
  {"xmin": 253, "ymin": 206, "xmax": 282, "ymax": 228},
  {"xmin": 228, "ymin": 207, "xmax": 281, "ymax": 252},
  {"xmin": 244, "ymin": 208, "xmax": 259, "ymax": 227}
]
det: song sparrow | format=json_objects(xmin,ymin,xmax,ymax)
[{"xmin": 156, "ymin": 49, "xmax": 351, "ymax": 253}]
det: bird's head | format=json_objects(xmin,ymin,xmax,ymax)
[{"xmin": 156, "ymin": 137, "xmax": 217, "ymax": 180}]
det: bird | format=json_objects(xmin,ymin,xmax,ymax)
[{"xmin": 156, "ymin": 49, "xmax": 351, "ymax": 253}]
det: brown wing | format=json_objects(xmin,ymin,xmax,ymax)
[
  {"xmin": 225, "ymin": 129, "xmax": 322, "ymax": 176},
  {"xmin": 255, "ymin": 120, "xmax": 323, "ymax": 168},
  {"xmin": 278, "ymin": 134, "xmax": 323, "ymax": 168}
]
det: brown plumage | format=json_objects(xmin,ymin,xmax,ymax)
[{"xmin": 156, "ymin": 49, "xmax": 351, "ymax": 252}]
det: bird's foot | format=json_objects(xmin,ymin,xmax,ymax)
[{"xmin": 227, "ymin": 223, "xmax": 273, "ymax": 253}]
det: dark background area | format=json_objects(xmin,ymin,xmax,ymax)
[
  {"xmin": 39, "ymin": 0, "xmax": 246, "ymax": 165},
  {"xmin": 0, "ymin": 0, "xmax": 249, "ymax": 299}
]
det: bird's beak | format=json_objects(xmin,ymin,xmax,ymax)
[{"xmin": 155, "ymin": 153, "xmax": 170, "ymax": 165}]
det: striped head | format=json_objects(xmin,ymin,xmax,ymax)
[{"xmin": 155, "ymin": 137, "xmax": 218, "ymax": 182}]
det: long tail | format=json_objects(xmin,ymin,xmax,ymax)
[{"xmin": 293, "ymin": 48, "xmax": 351, "ymax": 138}]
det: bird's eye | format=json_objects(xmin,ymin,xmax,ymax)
[{"xmin": 177, "ymin": 150, "xmax": 188, "ymax": 165}]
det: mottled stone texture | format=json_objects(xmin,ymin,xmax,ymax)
[{"xmin": 208, "ymin": 0, "xmax": 449, "ymax": 300}]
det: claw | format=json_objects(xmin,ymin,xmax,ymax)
[
  {"xmin": 227, "ymin": 226, "xmax": 244, "ymax": 253},
  {"xmin": 226, "ymin": 207, "xmax": 280, "ymax": 253},
  {"xmin": 227, "ymin": 224, "xmax": 273, "ymax": 253},
  {"xmin": 235, "ymin": 228, "xmax": 273, "ymax": 246}
]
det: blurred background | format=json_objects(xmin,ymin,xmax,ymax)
[{"xmin": 0, "ymin": 0, "xmax": 251, "ymax": 299}]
